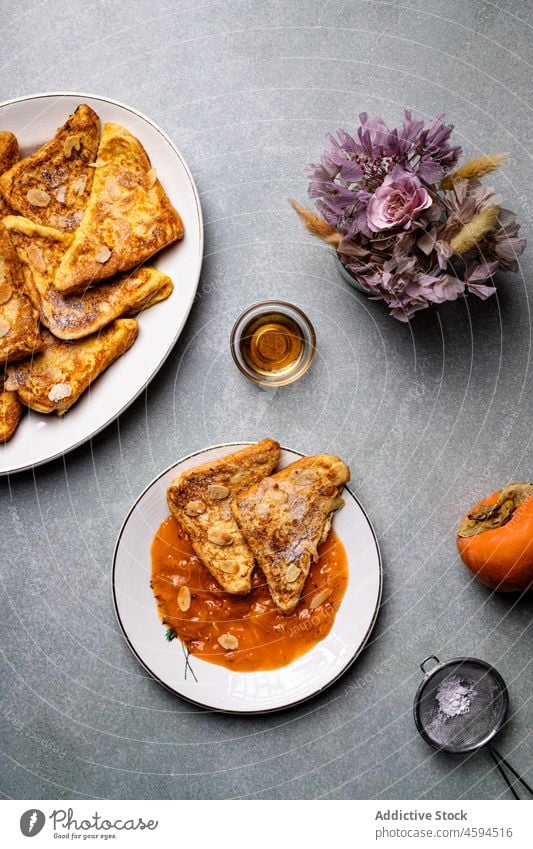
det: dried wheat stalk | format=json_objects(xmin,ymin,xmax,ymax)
[
  {"xmin": 289, "ymin": 200, "xmax": 342, "ymax": 249},
  {"xmin": 450, "ymin": 206, "xmax": 499, "ymax": 254},
  {"xmin": 441, "ymin": 153, "xmax": 508, "ymax": 189}
]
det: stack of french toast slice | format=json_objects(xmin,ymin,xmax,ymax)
[
  {"xmin": 167, "ymin": 440, "xmax": 350, "ymax": 614},
  {"xmin": 0, "ymin": 105, "xmax": 183, "ymax": 441}
]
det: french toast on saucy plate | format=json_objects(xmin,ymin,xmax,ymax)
[
  {"xmin": 232, "ymin": 454, "xmax": 350, "ymax": 613},
  {"xmin": 167, "ymin": 439, "xmax": 281, "ymax": 594},
  {"xmin": 166, "ymin": 443, "xmax": 350, "ymax": 615}
]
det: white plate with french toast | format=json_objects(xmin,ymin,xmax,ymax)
[
  {"xmin": 113, "ymin": 441, "xmax": 382, "ymax": 713},
  {"xmin": 0, "ymin": 92, "xmax": 203, "ymax": 474}
]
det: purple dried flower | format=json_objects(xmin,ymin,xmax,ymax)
[
  {"xmin": 307, "ymin": 110, "xmax": 461, "ymax": 240},
  {"xmin": 367, "ymin": 167, "xmax": 432, "ymax": 232},
  {"xmin": 441, "ymin": 181, "xmax": 526, "ymax": 275},
  {"xmin": 486, "ymin": 208, "xmax": 527, "ymax": 271},
  {"xmin": 301, "ymin": 110, "xmax": 525, "ymax": 320},
  {"xmin": 415, "ymin": 114, "xmax": 462, "ymax": 182},
  {"xmin": 423, "ymin": 274, "xmax": 465, "ymax": 303}
]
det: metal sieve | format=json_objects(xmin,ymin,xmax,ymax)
[{"xmin": 414, "ymin": 655, "xmax": 532, "ymax": 799}]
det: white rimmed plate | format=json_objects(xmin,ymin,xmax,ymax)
[
  {"xmin": 113, "ymin": 443, "xmax": 382, "ymax": 713},
  {"xmin": 0, "ymin": 92, "xmax": 203, "ymax": 475}
]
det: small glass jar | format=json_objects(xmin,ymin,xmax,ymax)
[{"xmin": 230, "ymin": 300, "xmax": 316, "ymax": 387}]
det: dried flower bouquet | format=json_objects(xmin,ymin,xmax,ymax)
[{"xmin": 292, "ymin": 112, "xmax": 526, "ymax": 321}]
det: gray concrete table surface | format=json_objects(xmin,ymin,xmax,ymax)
[{"xmin": 1, "ymin": 0, "xmax": 532, "ymax": 800}]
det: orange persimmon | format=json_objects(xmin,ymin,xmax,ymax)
[{"xmin": 457, "ymin": 482, "xmax": 533, "ymax": 592}]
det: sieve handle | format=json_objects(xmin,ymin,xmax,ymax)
[
  {"xmin": 420, "ymin": 655, "xmax": 440, "ymax": 674},
  {"xmin": 489, "ymin": 747, "xmax": 533, "ymax": 799}
]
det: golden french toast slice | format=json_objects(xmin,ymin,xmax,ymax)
[
  {"xmin": 0, "ymin": 131, "xmax": 18, "ymax": 173},
  {"xmin": 5, "ymin": 318, "xmax": 138, "ymax": 415},
  {"xmin": 0, "ymin": 131, "xmax": 19, "ymax": 176},
  {"xmin": 0, "ymin": 104, "xmax": 99, "ymax": 232},
  {"xmin": 0, "ymin": 223, "xmax": 42, "ymax": 363},
  {"xmin": 232, "ymin": 454, "xmax": 350, "ymax": 614},
  {"xmin": 167, "ymin": 439, "xmax": 281, "ymax": 594},
  {"xmin": 53, "ymin": 122, "xmax": 184, "ymax": 293},
  {"xmin": 0, "ymin": 131, "xmax": 18, "ymax": 219},
  {"xmin": 0, "ymin": 379, "xmax": 23, "ymax": 441},
  {"xmin": 0, "ymin": 142, "xmax": 41, "ymax": 363},
  {"xmin": 4, "ymin": 216, "xmax": 173, "ymax": 340},
  {"xmin": 0, "ymin": 131, "xmax": 19, "ymax": 190}
]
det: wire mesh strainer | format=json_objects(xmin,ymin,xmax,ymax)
[
  {"xmin": 414, "ymin": 655, "xmax": 508, "ymax": 753},
  {"xmin": 414, "ymin": 655, "xmax": 532, "ymax": 799}
]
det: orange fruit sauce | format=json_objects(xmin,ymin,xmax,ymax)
[{"xmin": 151, "ymin": 515, "xmax": 349, "ymax": 672}]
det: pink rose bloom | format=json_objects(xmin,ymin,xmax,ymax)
[{"xmin": 367, "ymin": 166, "xmax": 432, "ymax": 232}]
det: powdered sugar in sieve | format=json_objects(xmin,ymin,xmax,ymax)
[
  {"xmin": 416, "ymin": 658, "xmax": 507, "ymax": 750},
  {"xmin": 414, "ymin": 656, "xmax": 533, "ymax": 798},
  {"xmin": 436, "ymin": 675, "xmax": 477, "ymax": 718}
]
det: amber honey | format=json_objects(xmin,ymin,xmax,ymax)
[
  {"xmin": 240, "ymin": 312, "xmax": 304, "ymax": 377},
  {"xmin": 230, "ymin": 301, "xmax": 316, "ymax": 387}
]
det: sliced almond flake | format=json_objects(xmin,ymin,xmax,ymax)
[
  {"xmin": 26, "ymin": 244, "xmax": 47, "ymax": 273},
  {"xmin": 207, "ymin": 528, "xmax": 233, "ymax": 546},
  {"xmin": 49, "ymin": 214, "xmax": 67, "ymax": 229},
  {"xmin": 4, "ymin": 374, "xmax": 20, "ymax": 391},
  {"xmin": 218, "ymin": 562, "xmax": 238, "ymax": 575},
  {"xmin": 303, "ymin": 540, "xmax": 318, "ymax": 560},
  {"xmin": 309, "ymin": 588, "xmax": 332, "ymax": 610},
  {"xmin": 294, "ymin": 470, "xmax": 316, "ymax": 486},
  {"xmin": 47, "ymin": 383, "xmax": 72, "ymax": 403},
  {"xmin": 217, "ymin": 633, "xmax": 239, "ymax": 651},
  {"xmin": 145, "ymin": 168, "xmax": 157, "ymax": 188},
  {"xmin": 88, "ymin": 159, "xmax": 109, "ymax": 168},
  {"xmin": 207, "ymin": 484, "xmax": 229, "ymax": 501},
  {"xmin": 26, "ymin": 188, "xmax": 51, "ymax": 208},
  {"xmin": 0, "ymin": 282, "xmax": 12, "ymax": 304},
  {"xmin": 255, "ymin": 501, "xmax": 269, "ymax": 518},
  {"xmin": 72, "ymin": 174, "xmax": 88, "ymax": 196},
  {"xmin": 95, "ymin": 245, "xmax": 112, "ymax": 264},
  {"xmin": 104, "ymin": 175, "xmax": 121, "ymax": 201},
  {"xmin": 63, "ymin": 134, "xmax": 81, "ymax": 158},
  {"xmin": 286, "ymin": 564, "xmax": 300, "ymax": 583},
  {"xmin": 0, "ymin": 317, "xmax": 11, "ymax": 338},
  {"xmin": 177, "ymin": 586, "xmax": 191, "ymax": 612},
  {"xmin": 111, "ymin": 219, "xmax": 132, "ymax": 241},
  {"xmin": 184, "ymin": 499, "xmax": 206, "ymax": 517},
  {"xmin": 54, "ymin": 186, "xmax": 67, "ymax": 204}
]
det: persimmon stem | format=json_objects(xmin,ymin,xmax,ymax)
[{"xmin": 458, "ymin": 483, "xmax": 533, "ymax": 538}]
